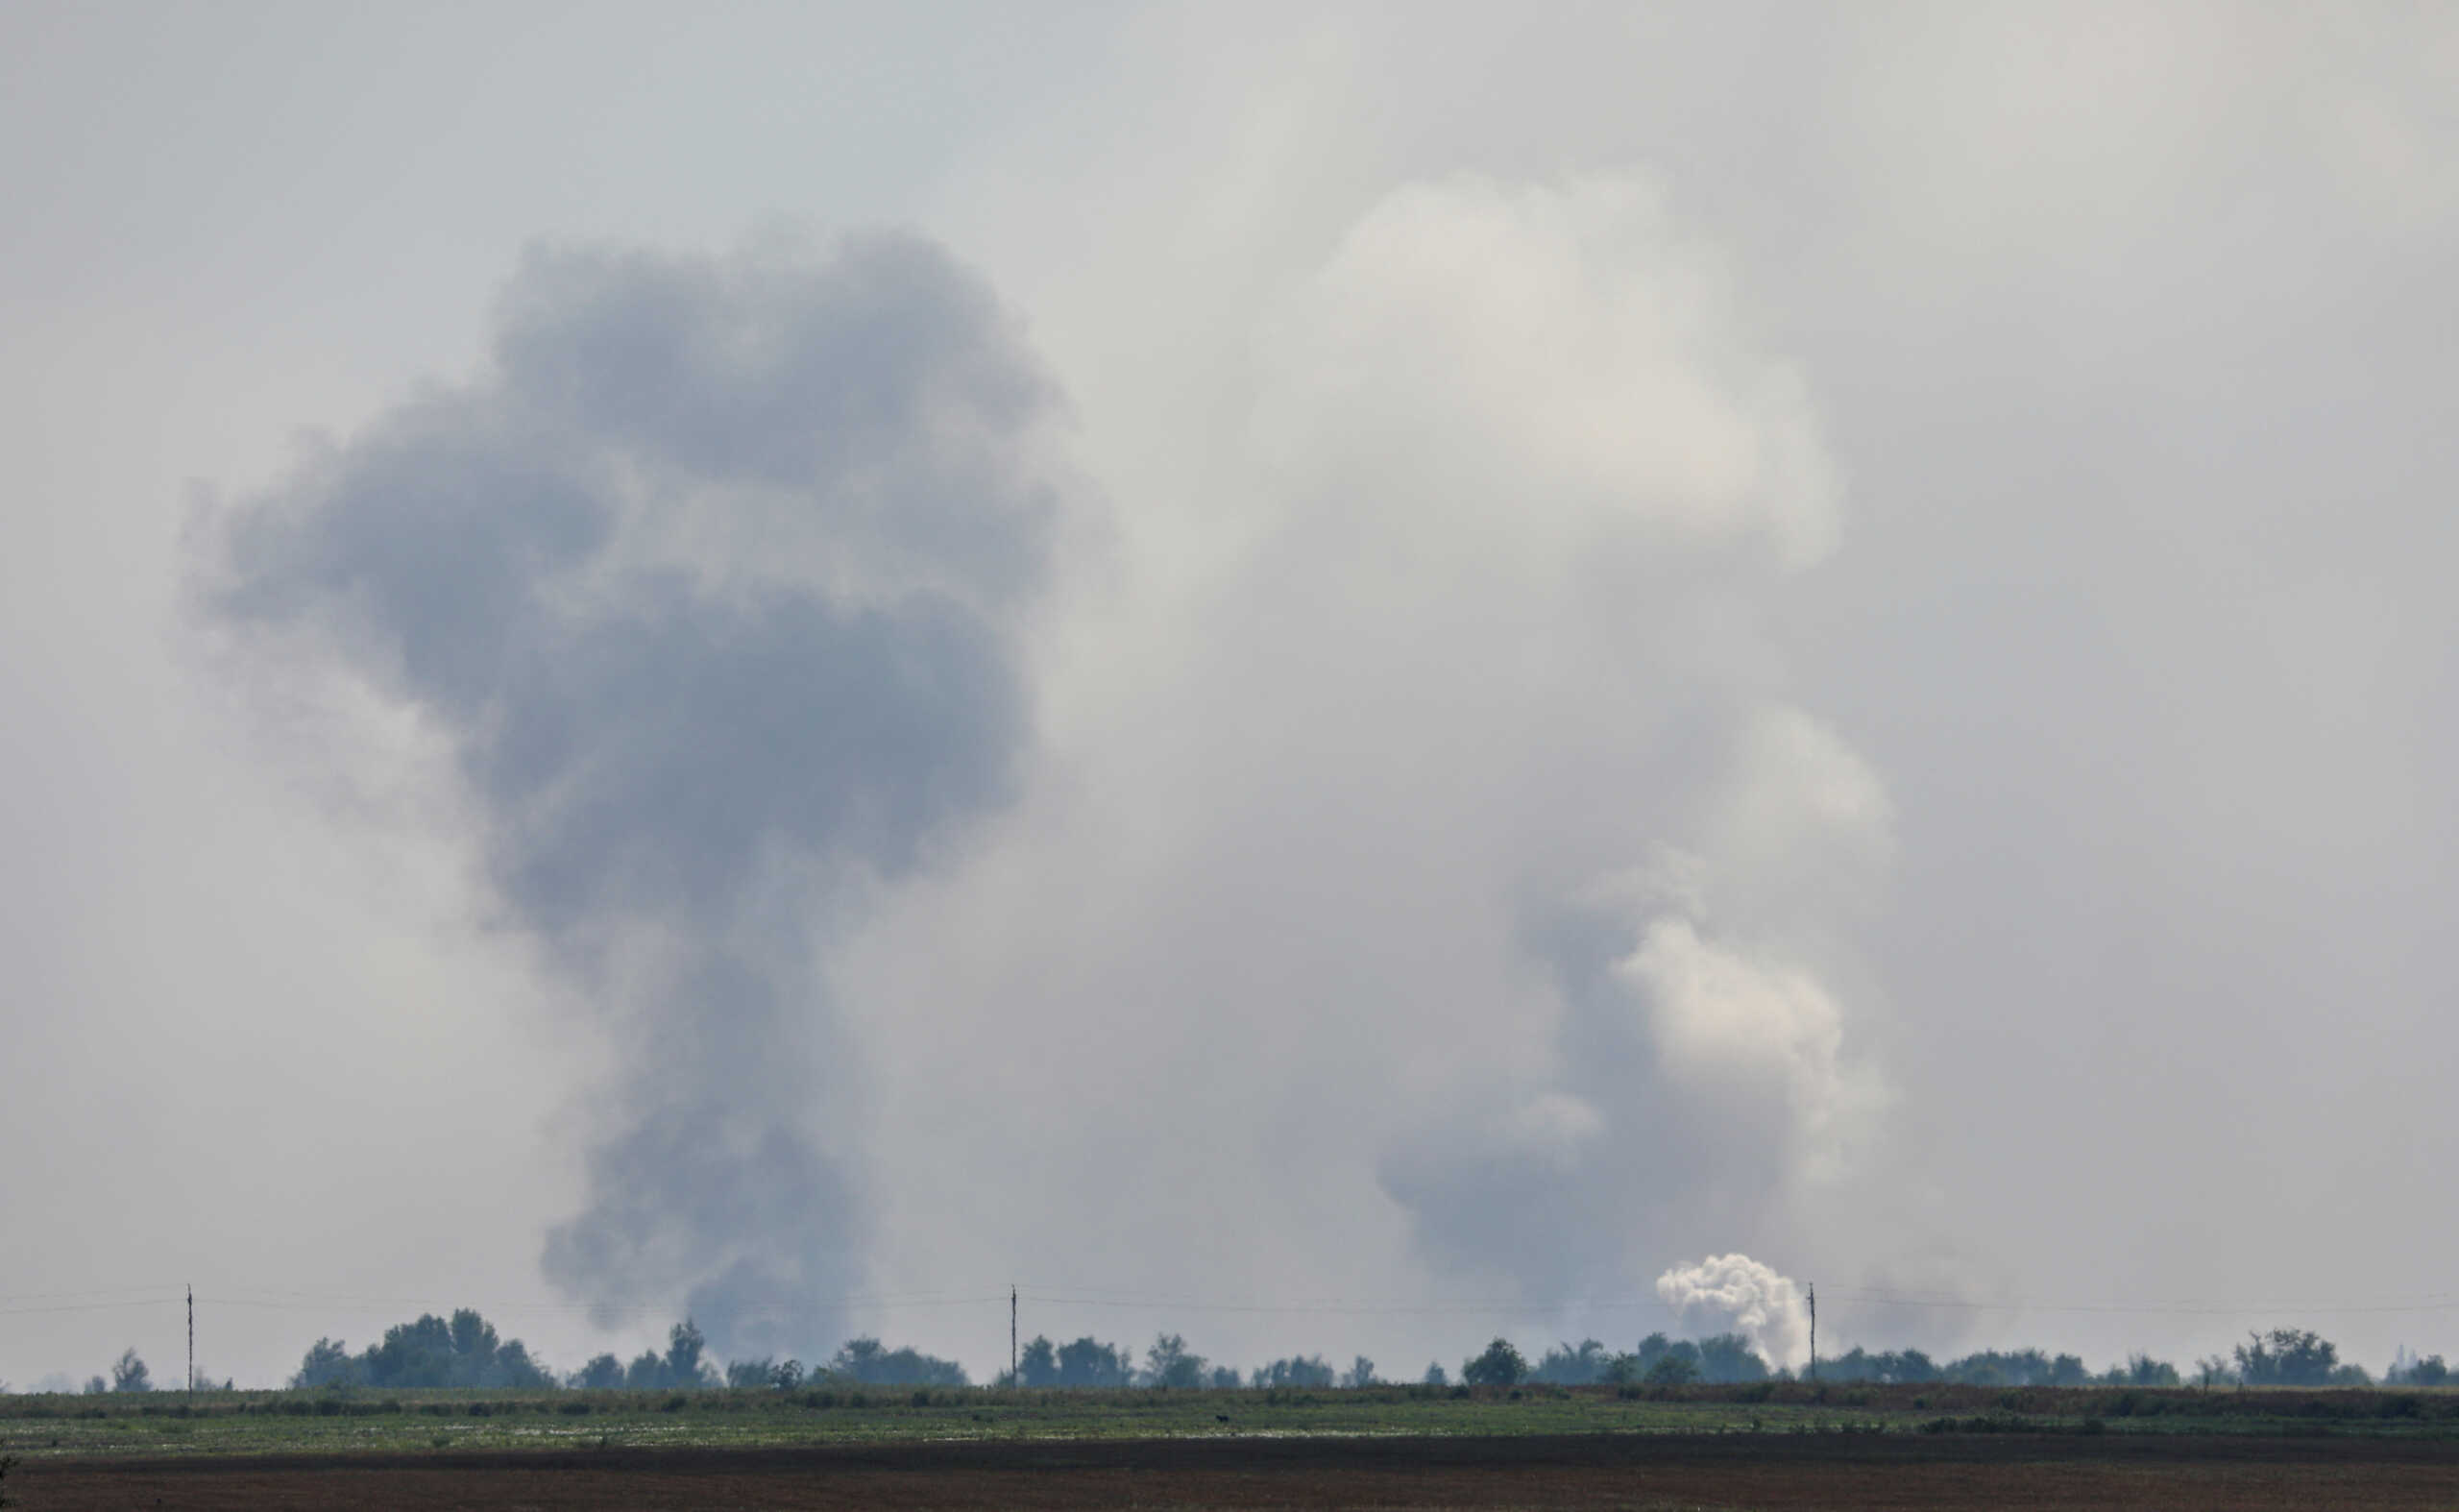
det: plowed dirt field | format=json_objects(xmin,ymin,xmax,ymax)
[{"xmin": 15, "ymin": 1431, "xmax": 2459, "ymax": 1510}]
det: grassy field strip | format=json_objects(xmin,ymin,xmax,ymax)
[{"xmin": 7, "ymin": 1383, "xmax": 2458, "ymax": 1460}]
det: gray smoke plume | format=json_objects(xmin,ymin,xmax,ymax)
[{"xmin": 201, "ymin": 232, "xmax": 1059, "ymax": 1357}]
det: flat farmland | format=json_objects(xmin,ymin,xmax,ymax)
[
  {"xmin": 14, "ymin": 1432, "xmax": 2459, "ymax": 1510},
  {"xmin": 9, "ymin": 1385, "xmax": 2459, "ymax": 1509}
]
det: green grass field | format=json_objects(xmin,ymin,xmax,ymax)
[{"xmin": 7, "ymin": 1380, "xmax": 2458, "ymax": 1461}]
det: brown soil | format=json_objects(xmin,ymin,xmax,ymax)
[{"xmin": 15, "ymin": 1431, "xmax": 2459, "ymax": 1510}]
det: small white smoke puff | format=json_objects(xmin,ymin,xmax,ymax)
[{"xmin": 1655, "ymin": 1253, "xmax": 1812, "ymax": 1370}]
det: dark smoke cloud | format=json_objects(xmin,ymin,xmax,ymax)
[{"xmin": 203, "ymin": 233, "xmax": 1059, "ymax": 1356}]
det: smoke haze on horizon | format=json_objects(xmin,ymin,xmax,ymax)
[{"xmin": 4, "ymin": 3, "xmax": 2457, "ymax": 1387}]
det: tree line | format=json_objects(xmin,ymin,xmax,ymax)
[
  {"xmin": 284, "ymin": 1313, "xmax": 977, "ymax": 1392},
  {"xmin": 59, "ymin": 1313, "xmax": 2452, "ymax": 1395}
]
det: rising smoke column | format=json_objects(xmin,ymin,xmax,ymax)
[
  {"xmin": 202, "ymin": 234, "xmax": 1061, "ymax": 1357},
  {"xmin": 818, "ymin": 173, "xmax": 1894, "ymax": 1369},
  {"xmin": 1250, "ymin": 173, "xmax": 1890, "ymax": 1303}
]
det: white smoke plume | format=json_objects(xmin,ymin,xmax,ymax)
[{"xmin": 1656, "ymin": 1254, "xmax": 1813, "ymax": 1370}]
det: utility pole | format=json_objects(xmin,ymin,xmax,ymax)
[
  {"xmin": 1010, "ymin": 1285, "xmax": 1018, "ymax": 1385},
  {"xmin": 1806, "ymin": 1282, "xmax": 1816, "ymax": 1383},
  {"xmin": 187, "ymin": 1284, "xmax": 195, "ymax": 1396}
]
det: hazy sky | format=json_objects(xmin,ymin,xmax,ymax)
[{"xmin": 5, "ymin": 2, "xmax": 2456, "ymax": 1389}]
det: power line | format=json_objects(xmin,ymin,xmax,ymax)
[
  {"xmin": 1023, "ymin": 1288, "xmax": 2459, "ymax": 1320},
  {"xmin": 13, "ymin": 1281, "xmax": 2458, "ymax": 1329},
  {"xmin": 0, "ymin": 1298, "xmax": 186, "ymax": 1319},
  {"xmin": 0, "ymin": 1285, "xmax": 186, "ymax": 1305},
  {"xmin": 1819, "ymin": 1289, "xmax": 2459, "ymax": 1318}
]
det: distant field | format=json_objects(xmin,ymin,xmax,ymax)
[
  {"xmin": 5, "ymin": 1380, "xmax": 2456, "ymax": 1460},
  {"xmin": 13, "ymin": 1428, "xmax": 2459, "ymax": 1511}
]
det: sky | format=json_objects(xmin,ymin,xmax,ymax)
[{"xmin": 4, "ymin": 2, "xmax": 2456, "ymax": 1390}]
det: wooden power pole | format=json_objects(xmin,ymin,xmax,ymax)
[
  {"xmin": 187, "ymin": 1284, "xmax": 195, "ymax": 1396},
  {"xmin": 1010, "ymin": 1285, "xmax": 1018, "ymax": 1385},
  {"xmin": 1807, "ymin": 1282, "xmax": 1816, "ymax": 1382}
]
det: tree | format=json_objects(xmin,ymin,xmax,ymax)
[
  {"xmin": 1461, "ymin": 1338, "xmax": 1527, "ymax": 1388},
  {"xmin": 827, "ymin": 1338, "xmax": 968, "ymax": 1386},
  {"xmin": 572, "ymin": 1353, "xmax": 625, "ymax": 1390},
  {"xmin": 665, "ymin": 1319, "xmax": 711, "ymax": 1388},
  {"xmin": 1251, "ymin": 1354, "xmax": 1335, "ymax": 1388},
  {"xmin": 1341, "ymin": 1355, "xmax": 1376, "ymax": 1389},
  {"xmin": 1960, "ymin": 1349, "xmax": 2056, "ymax": 1386},
  {"xmin": 2235, "ymin": 1329, "xmax": 2338, "ymax": 1387},
  {"xmin": 490, "ymin": 1338, "xmax": 555, "ymax": 1390},
  {"xmin": 110, "ymin": 1349, "xmax": 152, "ymax": 1393},
  {"xmin": 1143, "ymin": 1333, "xmax": 1206, "ymax": 1390},
  {"xmin": 296, "ymin": 1308, "xmax": 548, "ymax": 1390},
  {"xmin": 2110, "ymin": 1353, "xmax": 2179, "ymax": 1387},
  {"xmin": 1824, "ymin": 1348, "xmax": 1944, "ymax": 1385},
  {"xmin": 1693, "ymin": 1333, "xmax": 1770, "ymax": 1384},
  {"xmin": 1533, "ymin": 1340, "xmax": 1610, "ymax": 1385},
  {"xmin": 1017, "ymin": 1335, "xmax": 1059, "ymax": 1387},
  {"xmin": 1056, "ymin": 1337, "xmax": 1130, "ymax": 1388},
  {"xmin": 449, "ymin": 1309, "xmax": 499, "ymax": 1374},
  {"xmin": 366, "ymin": 1315, "xmax": 457, "ymax": 1388},
  {"xmin": 1207, "ymin": 1365, "xmax": 1242, "ymax": 1389},
  {"xmin": 1422, "ymin": 1362, "xmax": 1449, "ymax": 1387},
  {"xmin": 292, "ymin": 1337, "xmax": 357, "ymax": 1390},
  {"xmin": 1634, "ymin": 1333, "xmax": 1703, "ymax": 1381}
]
